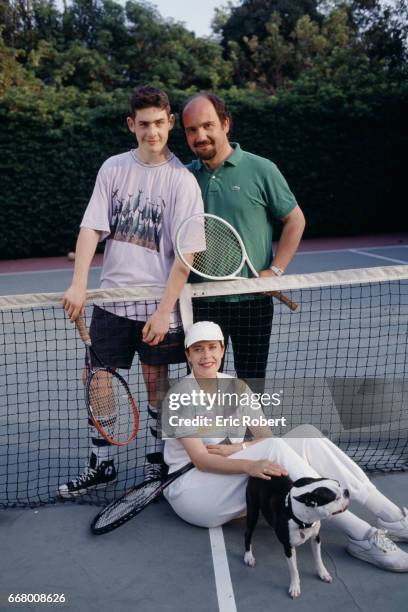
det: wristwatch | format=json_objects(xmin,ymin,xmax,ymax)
[{"xmin": 269, "ymin": 265, "xmax": 284, "ymax": 276}]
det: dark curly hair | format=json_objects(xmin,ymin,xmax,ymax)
[{"xmin": 130, "ymin": 85, "xmax": 171, "ymax": 117}]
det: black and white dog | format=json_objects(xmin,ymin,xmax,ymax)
[{"xmin": 244, "ymin": 475, "xmax": 350, "ymax": 598}]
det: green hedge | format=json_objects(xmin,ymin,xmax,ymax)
[{"xmin": 0, "ymin": 86, "xmax": 406, "ymax": 259}]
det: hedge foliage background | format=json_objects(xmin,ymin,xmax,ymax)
[
  {"xmin": 1, "ymin": 84, "xmax": 406, "ymax": 259},
  {"xmin": 1, "ymin": 0, "xmax": 407, "ymax": 259}
]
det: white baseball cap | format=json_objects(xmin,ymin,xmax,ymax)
[{"xmin": 184, "ymin": 321, "xmax": 224, "ymax": 349}]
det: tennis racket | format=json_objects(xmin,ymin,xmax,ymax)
[
  {"xmin": 91, "ymin": 461, "xmax": 194, "ymax": 534},
  {"xmin": 175, "ymin": 213, "xmax": 298, "ymax": 311},
  {"xmin": 75, "ymin": 315, "xmax": 139, "ymax": 446}
]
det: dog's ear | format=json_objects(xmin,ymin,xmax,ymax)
[{"xmin": 293, "ymin": 493, "xmax": 318, "ymax": 507}]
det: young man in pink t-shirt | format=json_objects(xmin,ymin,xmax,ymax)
[{"xmin": 58, "ymin": 86, "xmax": 203, "ymax": 497}]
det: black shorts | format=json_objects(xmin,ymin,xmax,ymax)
[
  {"xmin": 193, "ymin": 296, "xmax": 274, "ymax": 381},
  {"xmin": 88, "ymin": 306, "xmax": 186, "ymax": 369}
]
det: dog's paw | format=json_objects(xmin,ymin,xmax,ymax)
[
  {"xmin": 244, "ymin": 550, "xmax": 256, "ymax": 567},
  {"xmin": 289, "ymin": 580, "xmax": 301, "ymax": 599},
  {"xmin": 318, "ymin": 568, "xmax": 332, "ymax": 583}
]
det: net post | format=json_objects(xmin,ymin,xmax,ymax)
[{"xmin": 179, "ymin": 284, "xmax": 193, "ymax": 330}]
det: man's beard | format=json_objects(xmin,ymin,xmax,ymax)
[{"xmin": 193, "ymin": 141, "xmax": 217, "ymax": 160}]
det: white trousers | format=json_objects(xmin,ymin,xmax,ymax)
[{"xmin": 164, "ymin": 425, "xmax": 377, "ymax": 530}]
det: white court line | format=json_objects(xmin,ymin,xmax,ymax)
[
  {"xmin": 296, "ymin": 245, "xmax": 408, "ymax": 256},
  {"xmin": 348, "ymin": 249, "xmax": 408, "ymax": 264},
  {"xmin": 209, "ymin": 527, "xmax": 237, "ymax": 612}
]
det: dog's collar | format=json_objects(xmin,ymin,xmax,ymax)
[{"xmin": 285, "ymin": 492, "xmax": 316, "ymax": 530}]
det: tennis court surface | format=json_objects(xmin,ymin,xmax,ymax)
[{"xmin": 1, "ymin": 236, "xmax": 408, "ymax": 612}]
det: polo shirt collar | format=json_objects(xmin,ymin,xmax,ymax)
[
  {"xmin": 196, "ymin": 142, "xmax": 242, "ymax": 170},
  {"xmin": 224, "ymin": 142, "xmax": 242, "ymax": 166}
]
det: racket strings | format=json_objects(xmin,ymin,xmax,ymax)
[
  {"xmin": 188, "ymin": 216, "xmax": 244, "ymax": 277},
  {"xmin": 89, "ymin": 371, "xmax": 136, "ymax": 444},
  {"xmin": 93, "ymin": 480, "xmax": 161, "ymax": 530}
]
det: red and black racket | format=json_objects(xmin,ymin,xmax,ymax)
[{"xmin": 75, "ymin": 315, "xmax": 139, "ymax": 446}]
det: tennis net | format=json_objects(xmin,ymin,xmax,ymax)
[{"xmin": 1, "ymin": 265, "xmax": 407, "ymax": 508}]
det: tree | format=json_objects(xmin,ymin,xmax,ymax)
[
  {"xmin": 240, "ymin": 13, "xmax": 294, "ymax": 91},
  {"xmin": 1, "ymin": 0, "xmax": 62, "ymax": 50},
  {"xmin": 213, "ymin": 0, "xmax": 407, "ymax": 92},
  {"xmin": 348, "ymin": 0, "xmax": 408, "ymax": 75},
  {"xmin": 1, "ymin": 0, "xmax": 234, "ymax": 92},
  {"xmin": 213, "ymin": 0, "xmax": 322, "ymax": 87},
  {"xmin": 0, "ymin": 27, "xmax": 40, "ymax": 95},
  {"xmin": 217, "ymin": 0, "xmax": 321, "ymax": 42}
]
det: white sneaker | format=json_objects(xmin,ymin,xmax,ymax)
[
  {"xmin": 347, "ymin": 528, "xmax": 408, "ymax": 572},
  {"xmin": 378, "ymin": 507, "xmax": 408, "ymax": 542}
]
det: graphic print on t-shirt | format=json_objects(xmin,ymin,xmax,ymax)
[{"xmin": 109, "ymin": 188, "xmax": 164, "ymax": 252}]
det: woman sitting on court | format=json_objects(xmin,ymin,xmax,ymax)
[{"xmin": 163, "ymin": 321, "xmax": 408, "ymax": 572}]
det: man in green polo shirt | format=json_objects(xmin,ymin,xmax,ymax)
[{"xmin": 180, "ymin": 93, "xmax": 305, "ymax": 383}]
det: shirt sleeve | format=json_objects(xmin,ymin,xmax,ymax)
[
  {"xmin": 80, "ymin": 164, "xmax": 112, "ymax": 241},
  {"xmin": 262, "ymin": 161, "xmax": 297, "ymax": 220},
  {"xmin": 161, "ymin": 378, "xmax": 197, "ymax": 439},
  {"xmin": 170, "ymin": 170, "xmax": 205, "ymax": 253}
]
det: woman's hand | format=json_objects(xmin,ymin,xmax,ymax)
[
  {"xmin": 206, "ymin": 443, "xmax": 243, "ymax": 457},
  {"xmin": 246, "ymin": 460, "xmax": 287, "ymax": 480}
]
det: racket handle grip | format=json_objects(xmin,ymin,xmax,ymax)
[
  {"xmin": 267, "ymin": 291, "xmax": 298, "ymax": 312},
  {"xmin": 75, "ymin": 315, "xmax": 91, "ymax": 344}
]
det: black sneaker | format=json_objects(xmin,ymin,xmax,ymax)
[
  {"xmin": 58, "ymin": 453, "xmax": 116, "ymax": 498},
  {"xmin": 144, "ymin": 463, "xmax": 162, "ymax": 481},
  {"xmin": 144, "ymin": 452, "xmax": 164, "ymax": 481}
]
